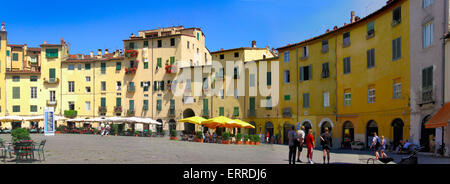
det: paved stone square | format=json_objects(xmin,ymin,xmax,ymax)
[{"xmin": 1, "ymin": 134, "xmax": 450, "ymax": 164}]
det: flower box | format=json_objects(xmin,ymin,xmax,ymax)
[
  {"xmin": 170, "ymin": 136, "xmax": 178, "ymax": 141},
  {"xmin": 125, "ymin": 50, "xmax": 138, "ymax": 58}
]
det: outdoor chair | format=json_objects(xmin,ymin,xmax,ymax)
[
  {"xmin": 0, "ymin": 139, "xmax": 14, "ymax": 163},
  {"xmin": 13, "ymin": 140, "xmax": 34, "ymax": 163},
  {"xmin": 32, "ymin": 140, "xmax": 46, "ymax": 162}
]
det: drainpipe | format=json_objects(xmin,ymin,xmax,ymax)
[
  {"xmin": 296, "ymin": 47, "xmax": 299, "ymax": 129},
  {"xmin": 442, "ymin": 0, "xmax": 448, "ymax": 148}
]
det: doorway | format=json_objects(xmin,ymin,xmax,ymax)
[
  {"xmin": 183, "ymin": 109, "xmax": 195, "ymax": 134},
  {"xmin": 283, "ymin": 123, "xmax": 292, "ymax": 145},
  {"xmin": 420, "ymin": 115, "xmax": 435, "ymax": 152},
  {"xmin": 342, "ymin": 121, "xmax": 354, "ymax": 149},
  {"xmin": 265, "ymin": 122, "xmax": 274, "ymax": 143},
  {"xmin": 366, "ymin": 120, "xmax": 378, "ymax": 148},
  {"xmin": 392, "ymin": 118, "xmax": 404, "ymax": 149}
]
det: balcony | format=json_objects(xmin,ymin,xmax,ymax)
[
  {"xmin": 98, "ymin": 106, "xmax": 107, "ymax": 114},
  {"xmin": 114, "ymin": 106, "xmax": 123, "ymax": 114},
  {"xmin": 165, "ymin": 65, "xmax": 177, "ymax": 74},
  {"xmin": 125, "ymin": 67, "xmax": 137, "ymax": 75},
  {"xmin": 47, "ymin": 100, "xmax": 57, "ymax": 106},
  {"xmin": 418, "ymin": 87, "xmax": 436, "ymax": 106},
  {"xmin": 248, "ymin": 109, "xmax": 256, "ymax": 117},
  {"xmin": 64, "ymin": 110, "xmax": 78, "ymax": 118},
  {"xmin": 127, "ymin": 109, "xmax": 135, "ymax": 116},
  {"xmin": 125, "ymin": 50, "xmax": 138, "ymax": 58},
  {"xmin": 44, "ymin": 77, "xmax": 59, "ymax": 84}
]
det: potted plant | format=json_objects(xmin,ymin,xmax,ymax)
[
  {"xmin": 244, "ymin": 134, "xmax": 250, "ymax": 145},
  {"xmin": 254, "ymin": 134, "xmax": 261, "ymax": 145},
  {"xmin": 93, "ymin": 128, "xmax": 98, "ymax": 135},
  {"xmin": 195, "ymin": 131, "xmax": 203, "ymax": 143},
  {"xmin": 148, "ymin": 129, "xmax": 153, "ymax": 137},
  {"xmin": 11, "ymin": 128, "xmax": 31, "ymax": 143},
  {"xmin": 222, "ymin": 132, "xmax": 230, "ymax": 144},
  {"xmin": 250, "ymin": 135, "xmax": 256, "ymax": 145},
  {"xmin": 161, "ymin": 130, "xmax": 166, "ymax": 137},
  {"xmin": 170, "ymin": 129, "xmax": 178, "ymax": 140},
  {"xmin": 235, "ymin": 133, "xmax": 243, "ymax": 145},
  {"xmin": 134, "ymin": 130, "xmax": 139, "ymax": 137},
  {"xmin": 112, "ymin": 124, "xmax": 119, "ymax": 136}
]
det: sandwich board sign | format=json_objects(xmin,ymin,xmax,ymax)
[{"xmin": 44, "ymin": 107, "xmax": 55, "ymax": 136}]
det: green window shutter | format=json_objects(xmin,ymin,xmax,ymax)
[
  {"xmin": 116, "ymin": 62, "xmax": 121, "ymax": 70},
  {"xmin": 267, "ymin": 72, "xmax": 272, "ymax": 85},
  {"xmin": 13, "ymin": 87, "xmax": 20, "ymax": 99},
  {"xmin": 284, "ymin": 95, "xmax": 291, "ymax": 101},
  {"xmin": 143, "ymin": 100, "xmax": 148, "ymax": 109},
  {"xmin": 13, "ymin": 53, "xmax": 18, "ymax": 61},
  {"xmin": 219, "ymin": 107, "xmax": 224, "ymax": 116},
  {"xmin": 170, "ymin": 99, "xmax": 175, "ymax": 110},
  {"xmin": 203, "ymin": 99, "xmax": 208, "ymax": 115},
  {"xmin": 250, "ymin": 97, "xmax": 255, "ymax": 110},
  {"xmin": 170, "ymin": 57, "xmax": 175, "ymax": 64},
  {"xmin": 6, "ymin": 50, "xmax": 10, "ymax": 56},
  {"xmin": 144, "ymin": 62, "xmax": 148, "ymax": 69},
  {"xmin": 116, "ymin": 98, "xmax": 121, "ymax": 107},
  {"xmin": 157, "ymin": 58, "xmax": 162, "ymax": 68},
  {"xmin": 234, "ymin": 107, "xmax": 239, "ymax": 116},
  {"xmin": 197, "ymin": 32, "xmax": 200, "ymax": 40},
  {"xmin": 308, "ymin": 65, "xmax": 312, "ymax": 80},
  {"xmin": 299, "ymin": 67, "xmax": 304, "ymax": 81},
  {"xmin": 154, "ymin": 81, "xmax": 158, "ymax": 91},
  {"xmin": 144, "ymin": 41, "xmax": 148, "ymax": 47},
  {"xmin": 46, "ymin": 49, "xmax": 58, "ymax": 58},
  {"xmin": 101, "ymin": 98, "xmax": 106, "ymax": 107},
  {"xmin": 101, "ymin": 63, "xmax": 106, "ymax": 74},
  {"xmin": 160, "ymin": 81, "xmax": 165, "ymax": 91},
  {"xmin": 129, "ymin": 100, "xmax": 134, "ymax": 111},
  {"xmin": 49, "ymin": 68, "xmax": 56, "ymax": 79},
  {"xmin": 157, "ymin": 100, "xmax": 162, "ymax": 111}
]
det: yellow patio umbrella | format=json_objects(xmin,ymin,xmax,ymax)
[
  {"xmin": 232, "ymin": 119, "xmax": 255, "ymax": 129},
  {"xmin": 201, "ymin": 116, "xmax": 234, "ymax": 129},
  {"xmin": 178, "ymin": 116, "xmax": 207, "ymax": 125}
]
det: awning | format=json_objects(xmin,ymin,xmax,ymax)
[{"xmin": 425, "ymin": 102, "xmax": 450, "ymax": 129}]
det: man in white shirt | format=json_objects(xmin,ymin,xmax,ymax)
[{"xmin": 297, "ymin": 126, "xmax": 305, "ymax": 163}]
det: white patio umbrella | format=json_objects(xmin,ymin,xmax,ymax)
[{"xmin": 0, "ymin": 116, "xmax": 25, "ymax": 122}]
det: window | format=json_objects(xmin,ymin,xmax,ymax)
[
  {"xmin": 86, "ymin": 76, "xmax": 91, "ymax": 82},
  {"xmin": 50, "ymin": 91, "xmax": 56, "ymax": 102},
  {"xmin": 343, "ymin": 57, "xmax": 351, "ymax": 74},
  {"xmin": 143, "ymin": 100, "xmax": 149, "ymax": 110},
  {"xmin": 157, "ymin": 58, "xmax": 162, "ymax": 68},
  {"xmin": 367, "ymin": 48, "xmax": 375, "ymax": 68},
  {"xmin": 30, "ymin": 56, "xmax": 37, "ymax": 63},
  {"xmin": 68, "ymin": 101, "xmax": 75, "ymax": 110},
  {"xmin": 170, "ymin": 38, "xmax": 175, "ymax": 46},
  {"xmin": 393, "ymin": 37, "xmax": 402, "ymax": 61},
  {"xmin": 27, "ymin": 76, "xmax": 37, "ymax": 83},
  {"xmin": 129, "ymin": 42, "xmax": 135, "ymax": 49},
  {"xmin": 344, "ymin": 90, "xmax": 351, "ymax": 106},
  {"xmin": 116, "ymin": 62, "xmax": 121, "ymax": 70},
  {"xmin": 101, "ymin": 63, "xmax": 106, "ymax": 74},
  {"xmin": 302, "ymin": 46, "xmax": 309, "ymax": 58},
  {"xmin": 343, "ymin": 32, "xmax": 351, "ymax": 47},
  {"xmin": 46, "ymin": 49, "xmax": 58, "ymax": 58},
  {"xmin": 12, "ymin": 76, "xmax": 20, "ymax": 82},
  {"xmin": 116, "ymin": 81, "xmax": 122, "ymax": 91},
  {"xmin": 322, "ymin": 63, "xmax": 329, "ymax": 78},
  {"xmin": 157, "ymin": 40, "xmax": 162, "ymax": 48},
  {"xmin": 284, "ymin": 51, "xmax": 290, "ymax": 62},
  {"xmin": 284, "ymin": 70, "xmax": 290, "ymax": 83},
  {"xmin": 170, "ymin": 56, "xmax": 175, "ymax": 65},
  {"xmin": 368, "ymin": 85, "xmax": 376, "ymax": 104},
  {"xmin": 13, "ymin": 87, "xmax": 20, "ymax": 99},
  {"xmin": 12, "ymin": 53, "xmax": 18, "ymax": 61},
  {"xmin": 159, "ymin": 81, "xmax": 165, "ymax": 91},
  {"xmin": 234, "ymin": 67, "xmax": 239, "ymax": 79},
  {"xmin": 234, "ymin": 89, "xmax": 239, "ymax": 99},
  {"xmin": 157, "ymin": 100, "xmax": 162, "ymax": 111},
  {"xmin": 423, "ymin": 0, "xmax": 433, "ymax": 8},
  {"xmin": 422, "ymin": 66, "xmax": 433, "ymax": 90},
  {"xmin": 30, "ymin": 105, "xmax": 38, "ymax": 112},
  {"xmin": 284, "ymin": 95, "xmax": 291, "ymax": 101},
  {"xmin": 393, "ymin": 79, "xmax": 402, "ymax": 99},
  {"xmin": 101, "ymin": 81, "xmax": 106, "ymax": 91},
  {"xmin": 86, "ymin": 87, "xmax": 91, "ymax": 93},
  {"xmin": 187, "ymin": 41, "xmax": 190, "ymax": 49},
  {"xmin": 6, "ymin": 50, "xmax": 10, "ymax": 56},
  {"xmin": 393, "ymin": 6, "xmax": 402, "ymax": 25},
  {"xmin": 31, "ymin": 87, "xmax": 37, "ymax": 99},
  {"xmin": 68, "ymin": 65, "xmax": 75, "ymax": 70},
  {"xmin": 85, "ymin": 63, "xmax": 91, "ymax": 70},
  {"xmin": 266, "ymin": 96, "xmax": 272, "ymax": 110},
  {"xmin": 423, "ymin": 22, "xmax": 433, "ymax": 48},
  {"xmin": 13, "ymin": 106, "xmax": 20, "ymax": 112},
  {"xmin": 197, "ymin": 32, "xmax": 200, "ymax": 40},
  {"xmin": 144, "ymin": 41, "xmax": 148, "ymax": 47},
  {"xmin": 234, "ymin": 52, "xmax": 239, "ymax": 58},
  {"xmin": 101, "ymin": 98, "xmax": 106, "ymax": 107},
  {"xmin": 220, "ymin": 54, "xmax": 224, "ymax": 60},
  {"xmin": 203, "ymin": 99, "xmax": 209, "ymax": 116},
  {"xmin": 367, "ymin": 21, "xmax": 375, "ymax": 37},
  {"xmin": 202, "ymin": 78, "xmax": 209, "ymax": 90},
  {"xmin": 323, "ymin": 92, "xmax": 330, "ymax": 107},
  {"xmin": 116, "ymin": 98, "xmax": 121, "ymax": 107},
  {"xmin": 303, "ymin": 93, "xmax": 310, "ymax": 108},
  {"xmin": 233, "ymin": 107, "xmax": 239, "ymax": 116},
  {"xmin": 68, "ymin": 81, "xmax": 75, "ymax": 92},
  {"xmin": 267, "ymin": 72, "xmax": 272, "ymax": 86},
  {"xmin": 129, "ymin": 100, "xmax": 134, "ymax": 111},
  {"xmin": 220, "ymin": 90, "xmax": 224, "ymax": 99},
  {"xmin": 299, "ymin": 65, "xmax": 312, "ymax": 81},
  {"xmin": 78, "ymin": 64, "xmax": 82, "ymax": 70},
  {"xmin": 49, "ymin": 68, "xmax": 56, "ymax": 80},
  {"xmin": 219, "ymin": 107, "xmax": 224, "ymax": 116},
  {"xmin": 85, "ymin": 101, "xmax": 91, "ymax": 111},
  {"xmin": 322, "ymin": 40, "xmax": 329, "ymax": 52},
  {"xmin": 250, "ymin": 74, "xmax": 256, "ymax": 87}
]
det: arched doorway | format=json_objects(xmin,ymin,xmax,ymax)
[
  {"xmin": 183, "ymin": 109, "xmax": 195, "ymax": 134},
  {"xmin": 391, "ymin": 118, "xmax": 404, "ymax": 149},
  {"xmin": 366, "ymin": 120, "xmax": 378, "ymax": 148},
  {"xmin": 265, "ymin": 122, "xmax": 274, "ymax": 143},
  {"xmin": 249, "ymin": 122, "xmax": 256, "ymax": 135},
  {"xmin": 156, "ymin": 119, "xmax": 163, "ymax": 135},
  {"xmin": 342, "ymin": 121, "xmax": 354, "ymax": 149},
  {"xmin": 320, "ymin": 121, "xmax": 333, "ymax": 135},
  {"xmin": 283, "ymin": 123, "xmax": 293, "ymax": 145},
  {"xmin": 420, "ymin": 115, "xmax": 435, "ymax": 152},
  {"xmin": 301, "ymin": 121, "xmax": 312, "ymax": 134},
  {"xmin": 168, "ymin": 119, "xmax": 176, "ymax": 133}
]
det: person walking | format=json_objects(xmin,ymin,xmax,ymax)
[
  {"xmin": 306, "ymin": 129, "xmax": 315, "ymax": 164},
  {"xmin": 369, "ymin": 132, "xmax": 381, "ymax": 159},
  {"xmin": 105, "ymin": 123, "xmax": 111, "ymax": 136},
  {"xmin": 380, "ymin": 136, "xmax": 388, "ymax": 158},
  {"xmin": 100, "ymin": 123, "xmax": 105, "ymax": 137},
  {"xmin": 288, "ymin": 125, "xmax": 298, "ymax": 164},
  {"xmin": 266, "ymin": 132, "xmax": 270, "ymax": 143},
  {"xmin": 319, "ymin": 128, "xmax": 332, "ymax": 164},
  {"xmin": 297, "ymin": 126, "xmax": 305, "ymax": 163}
]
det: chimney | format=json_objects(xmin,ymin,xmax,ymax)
[
  {"xmin": 90, "ymin": 51, "xmax": 94, "ymax": 58},
  {"xmin": 60, "ymin": 38, "xmax": 64, "ymax": 44},
  {"xmin": 114, "ymin": 49, "xmax": 119, "ymax": 57},
  {"xmin": 1, "ymin": 22, "xmax": 5, "ymax": 31},
  {"xmin": 98, "ymin": 49, "xmax": 102, "ymax": 57},
  {"xmin": 251, "ymin": 40, "xmax": 257, "ymax": 48},
  {"xmin": 350, "ymin": 11, "xmax": 356, "ymax": 23},
  {"xmin": 158, "ymin": 27, "xmax": 162, "ymax": 37},
  {"xmin": 105, "ymin": 49, "xmax": 109, "ymax": 55},
  {"xmin": 44, "ymin": 41, "xmax": 47, "ymax": 44}
]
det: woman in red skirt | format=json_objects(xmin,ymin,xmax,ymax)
[{"xmin": 306, "ymin": 129, "xmax": 315, "ymax": 164}]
